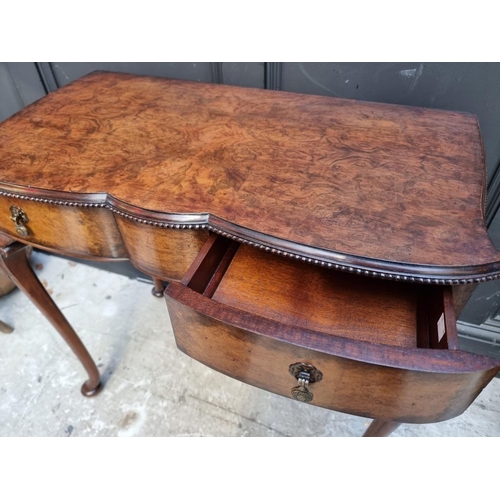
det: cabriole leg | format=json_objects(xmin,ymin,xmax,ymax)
[
  {"xmin": 363, "ymin": 419, "xmax": 401, "ymax": 437},
  {"xmin": 151, "ymin": 277, "xmax": 165, "ymax": 297},
  {"xmin": 0, "ymin": 242, "xmax": 101, "ymax": 396},
  {"xmin": 0, "ymin": 320, "xmax": 14, "ymax": 333}
]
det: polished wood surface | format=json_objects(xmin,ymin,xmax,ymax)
[
  {"xmin": 0, "ymin": 241, "xmax": 101, "ymax": 396},
  {"xmin": 170, "ymin": 281, "xmax": 495, "ymax": 373},
  {"xmin": 363, "ymin": 420, "xmax": 401, "ymax": 437},
  {"xmin": 114, "ymin": 216, "xmax": 209, "ymax": 280},
  {"xmin": 0, "ymin": 71, "xmax": 499, "ymax": 283},
  {"xmin": 0, "ymin": 196, "xmax": 126, "ymax": 260},
  {"xmin": 165, "ymin": 235, "xmax": 500, "ymax": 423},
  {"xmin": 167, "ymin": 235, "xmax": 497, "ymax": 372},
  {"xmin": 167, "ymin": 292, "xmax": 498, "ymax": 423},
  {"xmin": 1, "ymin": 71, "xmax": 500, "ymax": 435},
  {"xmin": 213, "ymin": 244, "xmax": 419, "ymax": 348}
]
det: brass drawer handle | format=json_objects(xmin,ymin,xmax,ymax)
[
  {"xmin": 10, "ymin": 206, "xmax": 29, "ymax": 237},
  {"xmin": 289, "ymin": 362, "xmax": 323, "ymax": 403}
]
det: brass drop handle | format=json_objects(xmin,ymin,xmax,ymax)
[
  {"xmin": 10, "ymin": 206, "xmax": 29, "ymax": 237},
  {"xmin": 289, "ymin": 362, "xmax": 323, "ymax": 403}
]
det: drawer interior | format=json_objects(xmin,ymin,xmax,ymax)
[{"xmin": 181, "ymin": 234, "xmax": 458, "ymax": 350}]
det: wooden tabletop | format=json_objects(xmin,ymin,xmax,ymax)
[{"xmin": 1, "ymin": 71, "xmax": 499, "ymax": 281}]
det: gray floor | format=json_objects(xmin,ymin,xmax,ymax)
[{"xmin": 1, "ymin": 251, "xmax": 500, "ymax": 437}]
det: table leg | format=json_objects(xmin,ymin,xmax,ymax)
[
  {"xmin": 151, "ymin": 277, "xmax": 165, "ymax": 297},
  {"xmin": 0, "ymin": 242, "xmax": 101, "ymax": 396},
  {"xmin": 0, "ymin": 320, "xmax": 14, "ymax": 333},
  {"xmin": 363, "ymin": 419, "xmax": 401, "ymax": 437}
]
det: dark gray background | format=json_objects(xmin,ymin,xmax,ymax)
[{"xmin": 2, "ymin": 62, "xmax": 500, "ymax": 354}]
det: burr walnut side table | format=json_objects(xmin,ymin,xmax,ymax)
[{"xmin": 1, "ymin": 71, "xmax": 500, "ymax": 437}]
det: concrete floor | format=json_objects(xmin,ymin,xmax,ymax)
[{"xmin": 1, "ymin": 250, "xmax": 500, "ymax": 437}]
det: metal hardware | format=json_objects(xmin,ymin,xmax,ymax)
[
  {"xmin": 9, "ymin": 206, "xmax": 29, "ymax": 237},
  {"xmin": 291, "ymin": 377, "xmax": 314, "ymax": 403},
  {"xmin": 289, "ymin": 362, "xmax": 323, "ymax": 403}
]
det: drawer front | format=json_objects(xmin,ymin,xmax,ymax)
[
  {"xmin": 114, "ymin": 215, "xmax": 210, "ymax": 280},
  {"xmin": 0, "ymin": 196, "xmax": 126, "ymax": 259},
  {"xmin": 166, "ymin": 291, "xmax": 498, "ymax": 424}
]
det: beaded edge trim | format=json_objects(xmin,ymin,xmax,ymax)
[{"xmin": 1, "ymin": 189, "xmax": 498, "ymax": 285}]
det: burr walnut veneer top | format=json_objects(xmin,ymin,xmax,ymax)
[{"xmin": 0, "ymin": 71, "xmax": 499, "ymax": 280}]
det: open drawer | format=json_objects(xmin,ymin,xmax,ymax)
[{"xmin": 165, "ymin": 234, "xmax": 500, "ymax": 424}]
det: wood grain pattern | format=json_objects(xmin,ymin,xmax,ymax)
[
  {"xmin": 0, "ymin": 242, "xmax": 101, "ymax": 396},
  {"xmin": 168, "ymin": 283, "xmax": 499, "ymax": 373},
  {"xmin": 212, "ymin": 244, "xmax": 419, "ymax": 348},
  {"xmin": 0, "ymin": 71, "xmax": 498, "ymax": 282},
  {"xmin": 113, "ymin": 215, "xmax": 209, "ymax": 280},
  {"xmin": 165, "ymin": 234, "xmax": 500, "ymax": 424},
  {"xmin": 166, "ymin": 293, "xmax": 499, "ymax": 423},
  {"xmin": 2, "ymin": 71, "xmax": 498, "ymax": 431},
  {"xmin": 0, "ymin": 196, "xmax": 126, "ymax": 260},
  {"xmin": 169, "ymin": 236, "xmax": 494, "ymax": 373}
]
